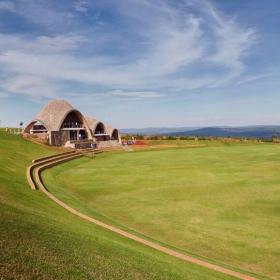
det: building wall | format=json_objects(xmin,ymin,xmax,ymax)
[
  {"xmin": 50, "ymin": 131, "xmax": 69, "ymax": 146},
  {"xmin": 22, "ymin": 132, "xmax": 49, "ymax": 145},
  {"xmin": 95, "ymin": 135, "xmax": 110, "ymax": 141}
]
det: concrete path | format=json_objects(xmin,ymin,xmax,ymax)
[{"xmin": 26, "ymin": 152, "xmax": 259, "ymax": 280}]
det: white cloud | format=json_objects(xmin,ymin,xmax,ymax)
[
  {"xmin": 0, "ymin": 0, "xmax": 77, "ymax": 32},
  {"xmin": 74, "ymin": 1, "xmax": 89, "ymax": 13},
  {"xmin": 36, "ymin": 34, "xmax": 87, "ymax": 52},
  {"xmin": 204, "ymin": 2, "xmax": 256, "ymax": 83},
  {"xmin": 1, "ymin": 75, "xmax": 59, "ymax": 99},
  {"xmin": 237, "ymin": 73, "xmax": 274, "ymax": 85},
  {"xmin": 0, "ymin": 0, "xmax": 14, "ymax": 11},
  {"xmin": 0, "ymin": 33, "xmax": 86, "ymax": 54},
  {"xmin": 109, "ymin": 90, "xmax": 163, "ymax": 99},
  {"xmin": 0, "ymin": 0, "xmax": 257, "ymax": 100}
]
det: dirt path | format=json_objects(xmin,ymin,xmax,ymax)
[{"xmin": 27, "ymin": 153, "xmax": 259, "ymax": 280}]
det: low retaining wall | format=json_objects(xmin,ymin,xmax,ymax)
[
  {"xmin": 32, "ymin": 151, "xmax": 76, "ymax": 163},
  {"xmin": 97, "ymin": 140, "xmax": 120, "ymax": 149}
]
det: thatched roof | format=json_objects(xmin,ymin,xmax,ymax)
[
  {"xmin": 85, "ymin": 116, "xmax": 98, "ymax": 130},
  {"xmin": 105, "ymin": 124, "xmax": 114, "ymax": 136},
  {"xmin": 85, "ymin": 116, "xmax": 107, "ymax": 133},
  {"xmin": 85, "ymin": 118, "xmax": 119, "ymax": 138},
  {"xmin": 25, "ymin": 99, "xmax": 89, "ymax": 132},
  {"xmin": 24, "ymin": 99, "xmax": 119, "ymax": 142},
  {"xmin": 106, "ymin": 125, "xmax": 120, "ymax": 142},
  {"xmin": 105, "ymin": 124, "xmax": 119, "ymax": 137}
]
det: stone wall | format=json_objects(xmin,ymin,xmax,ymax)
[{"xmin": 50, "ymin": 131, "xmax": 69, "ymax": 146}]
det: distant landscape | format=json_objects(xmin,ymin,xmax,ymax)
[{"xmin": 120, "ymin": 125, "xmax": 280, "ymax": 138}]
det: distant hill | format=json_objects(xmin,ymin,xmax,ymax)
[
  {"xmin": 119, "ymin": 127, "xmax": 200, "ymax": 135},
  {"xmin": 120, "ymin": 126, "xmax": 280, "ymax": 138}
]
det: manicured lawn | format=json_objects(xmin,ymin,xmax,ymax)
[
  {"xmin": 0, "ymin": 131, "xmax": 236, "ymax": 279},
  {"xmin": 44, "ymin": 143, "xmax": 280, "ymax": 279}
]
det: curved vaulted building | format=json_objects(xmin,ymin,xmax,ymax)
[
  {"xmin": 105, "ymin": 125, "xmax": 121, "ymax": 142},
  {"xmin": 85, "ymin": 117, "xmax": 110, "ymax": 141},
  {"xmin": 24, "ymin": 99, "xmax": 120, "ymax": 147}
]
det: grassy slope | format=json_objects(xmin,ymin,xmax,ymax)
[
  {"xmin": 43, "ymin": 143, "xmax": 280, "ymax": 280},
  {"xmin": 0, "ymin": 132, "xmax": 235, "ymax": 280}
]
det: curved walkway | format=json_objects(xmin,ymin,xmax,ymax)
[{"xmin": 26, "ymin": 152, "xmax": 259, "ymax": 280}]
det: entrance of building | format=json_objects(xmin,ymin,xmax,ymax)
[
  {"xmin": 69, "ymin": 129, "xmax": 87, "ymax": 141},
  {"xmin": 79, "ymin": 130, "xmax": 86, "ymax": 140},
  {"xmin": 69, "ymin": 130, "xmax": 78, "ymax": 141}
]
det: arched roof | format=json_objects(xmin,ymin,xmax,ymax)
[
  {"xmin": 85, "ymin": 116, "xmax": 98, "ymax": 130},
  {"xmin": 107, "ymin": 126, "xmax": 120, "ymax": 142},
  {"xmin": 25, "ymin": 99, "xmax": 89, "ymax": 132},
  {"xmin": 85, "ymin": 117, "xmax": 106, "ymax": 133},
  {"xmin": 105, "ymin": 124, "xmax": 119, "ymax": 137},
  {"xmin": 105, "ymin": 124, "xmax": 114, "ymax": 136}
]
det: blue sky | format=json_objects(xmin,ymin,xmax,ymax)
[{"xmin": 0, "ymin": 0, "xmax": 280, "ymax": 128}]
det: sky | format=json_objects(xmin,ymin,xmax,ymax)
[{"xmin": 0, "ymin": 0, "xmax": 280, "ymax": 129}]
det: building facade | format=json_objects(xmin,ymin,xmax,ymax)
[{"xmin": 24, "ymin": 99, "xmax": 121, "ymax": 147}]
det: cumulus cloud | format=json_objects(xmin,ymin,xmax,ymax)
[{"xmin": 0, "ymin": 0, "xmax": 257, "ymax": 100}]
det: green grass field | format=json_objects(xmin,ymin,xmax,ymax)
[
  {"xmin": 0, "ymin": 131, "xmax": 239, "ymax": 279},
  {"xmin": 43, "ymin": 142, "xmax": 280, "ymax": 280}
]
